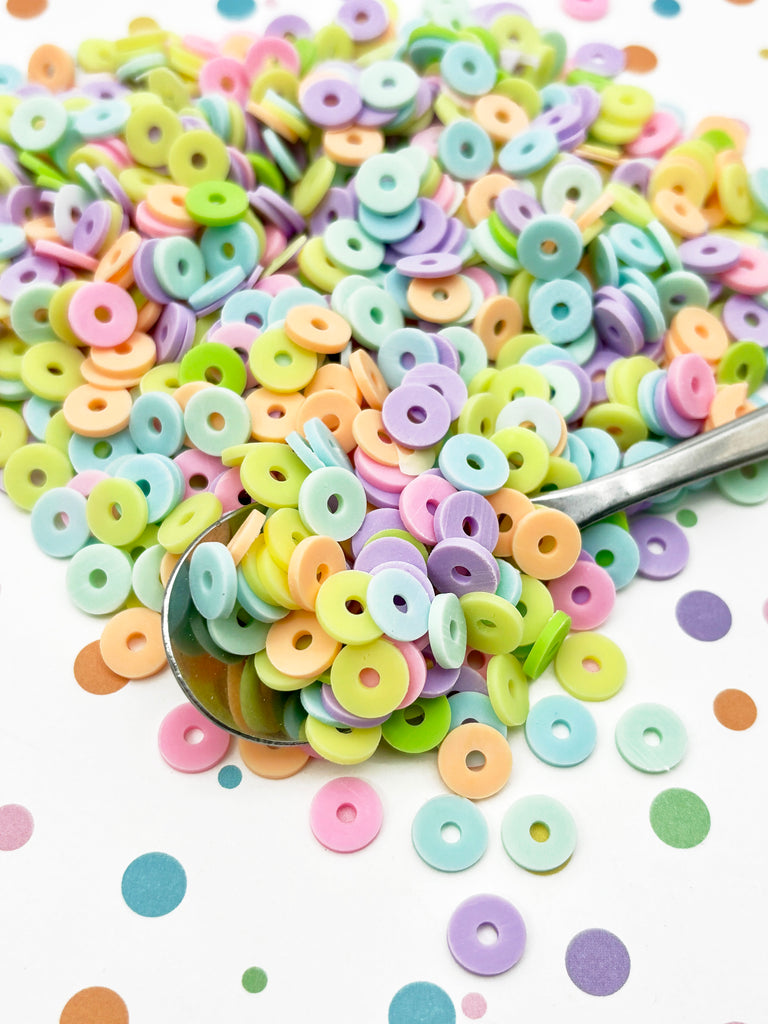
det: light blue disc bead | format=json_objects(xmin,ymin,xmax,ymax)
[
  {"xmin": 440, "ymin": 41, "xmax": 497, "ymax": 96},
  {"xmin": 607, "ymin": 223, "xmax": 664, "ymax": 273},
  {"xmin": 119, "ymin": 453, "xmax": 185, "ymax": 523},
  {"xmin": 438, "ymin": 433, "xmax": 509, "ymax": 495},
  {"xmin": 499, "ymin": 128, "xmax": 559, "ymax": 177},
  {"xmin": 301, "ymin": 682, "xmax": 347, "ymax": 727},
  {"xmin": 570, "ymin": 427, "xmax": 621, "ymax": 479},
  {"xmin": 564, "ymin": 431, "xmax": 592, "ymax": 481},
  {"xmin": 266, "ymin": 285, "xmax": 324, "ymax": 324},
  {"xmin": 221, "ymin": 288, "xmax": 271, "ymax": 330},
  {"xmin": 68, "ymin": 428, "xmax": 138, "ymax": 474},
  {"xmin": 30, "ymin": 486, "xmax": 90, "ymax": 558},
  {"xmin": 368, "ymin": 567, "xmax": 431, "ymax": 642},
  {"xmin": 581, "ymin": 521, "xmax": 640, "ymax": 590},
  {"xmin": 590, "ymin": 234, "xmax": 620, "ymax": 287},
  {"xmin": 298, "ymin": 465, "xmax": 366, "ymax": 541},
  {"xmin": 345, "ymin": 284, "xmax": 404, "ymax": 351},
  {"xmin": 495, "ymin": 557, "xmax": 522, "ymax": 605},
  {"xmin": 411, "ymin": 794, "xmax": 488, "ymax": 872},
  {"xmin": 188, "ymin": 266, "xmax": 246, "ymax": 312},
  {"xmin": 286, "ymin": 430, "xmax": 325, "ymax": 472},
  {"xmin": 636, "ymin": 369, "xmax": 667, "ymax": 435},
  {"xmin": 189, "ymin": 540, "xmax": 237, "ymax": 620},
  {"xmin": 378, "ymin": 328, "xmax": 439, "ymax": 389},
  {"xmin": 0, "ymin": 64, "xmax": 23, "ymax": 93},
  {"xmin": 358, "ymin": 200, "xmax": 421, "ymax": 244},
  {"xmin": 23, "ymin": 396, "xmax": 59, "ymax": 440},
  {"xmin": 529, "ymin": 278, "xmax": 592, "ymax": 343},
  {"xmin": 0, "ymin": 223, "xmax": 28, "ymax": 260},
  {"xmin": 438, "ymin": 326, "xmax": 488, "ymax": 385},
  {"xmin": 517, "ymin": 214, "xmax": 583, "ymax": 280},
  {"xmin": 66, "ymin": 542, "xmax": 133, "ymax": 615},
  {"xmin": 184, "ymin": 387, "xmax": 251, "ymax": 457},
  {"xmin": 236, "ymin": 568, "xmax": 289, "ymax": 623},
  {"xmin": 74, "ymin": 99, "xmax": 131, "ymax": 139},
  {"xmin": 201, "ymin": 222, "xmax": 261, "ymax": 279},
  {"xmin": 304, "ymin": 417, "xmax": 354, "ymax": 471},
  {"xmin": 129, "ymin": 391, "xmax": 186, "ymax": 456},
  {"xmin": 383, "ymin": 269, "xmax": 413, "ymax": 315},
  {"xmin": 558, "ymin": 325, "xmax": 598, "ymax": 365},
  {"xmin": 622, "ymin": 282, "xmax": 666, "ymax": 341},
  {"xmin": 449, "ymin": 691, "xmax": 507, "ymax": 737},
  {"xmin": 437, "ymin": 118, "xmax": 494, "ymax": 181},
  {"xmin": 525, "ymin": 694, "xmax": 597, "ymax": 767},
  {"xmin": 153, "ymin": 236, "xmax": 206, "ymax": 300},
  {"xmin": 520, "ymin": 342, "xmax": 577, "ymax": 367}
]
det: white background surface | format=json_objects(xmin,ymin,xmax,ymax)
[{"xmin": 1, "ymin": 1, "xmax": 767, "ymax": 1021}]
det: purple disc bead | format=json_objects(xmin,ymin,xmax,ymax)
[
  {"xmin": 390, "ymin": 199, "xmax": 448, "ymax": 257},
  {"xmin": 611, "ymin": 159, "xmax": 653, "ymax": 194},
  {"xmin": 321, "ymin": 684, "xmax": 391, "ymax": 727},
  {"xmin": 533, "ymin": 104, "xmax": 584, "ymax": 144},
  {"xmin": 439, "ymin": 217, "xmax": 468, "ymax": 255},
  {"xmin": 72, "ymin": 200, "xmax": 114, "ymax": 255},
  {"xmin": 427, "ymin": 538, "xmax": 500, "ymax": 597},
  {"xmin": 310, "ymin": 187, "xmax": 357, "ymax": 235},
  {"xmin": 451, "ymin": 665, "xmax": 487, "ymax": 694},
  {"xmin": 722, "ymin": 294, "xmax": 768, "ymax": 348},
  {"xmin": 653, "ymin": 379, "xmax": 702, "ymax": 439},
  {"xmin": 447, "ymin": 894, "xmax": 526, "ymax": 976},
  {"xmin": 381, "ymin": 383, "xmax": 452, "ymax": 449},
  {"xmin": 396, "ymin": 251, "xmax": 463, "ymax": 279},
  {"xmin": 8, "ymin": 185, "xmax": 50, "ymax": 224},
  {"xmin": 153, "ymin": 303, "xmax": 196, "ymax": 362},
  {"xmin": 350, "ymin": 507, "xmax": 404, "ymax": 557},
  {"xmin": 678, "ymin": 234, "xmax": 742, "ymax": 275},
  {"xmin": 551, "ymin": 360, "xmax": 592, "ymax": 421},
  {"xmin": 301, "ymin": 77, "xmax": 363, "ymax": 129},
  {"xmin": 594, "ymin": 297, "xmax": 645, "ymax": 356},
  {"xmin": 251, "ymin": 185, "xmax": 306, "ymax": 234},
  {"xmin": 570, "ymin": 85, "xmax": 602, "ymax": 126},
  {"xmin": 354, "ymin": 537, "xmax": 427, "ymax": 575},
  {"xmin": 432, "ymin": 333, "xmax": 461, "ymax": 373},
  {"xmin": 433, "ymin": 490, "xmax": 500, "ymax": 551},
  {"xmin": 572, "ymin": 41, "xmax": 626, "ymax": 77},
  {"xmin": 584, "ymin": 349, "xmax": 619, "ymax": 403},
  {"xmin": 94, "ymin": 166, "xmax": 133, "ymax": 216},
  {"xmin": 495, "ymin": 188, "xmax": 543, "ymax": 234},
  {"xmin": 0, "ymin": 255, "xmax": 58, "ymax": 301},
  {"xmin": 337, "ymin": 0, "xmax": 388, "ymax": 41},
  {"xmin": 359, "ymin": 474, "xmax": 401, "ymax": 509},
  {"xmin": 421, "ymin": 648, "xmax": 461, "ymax": 697},
  {"xmin": 133, "ymin": 240, "xmax": 174, "ymax": 304},
  {"xmin": 629, "ymin": 515, "xmax": 690, "ymax": 580},
  {"xmin": 401, "ymin": 362, "xmax": 468, "ymax": 419},
  {"xmin": 264, "ymin": 13, "xmax": 312, "ymax": 37}
]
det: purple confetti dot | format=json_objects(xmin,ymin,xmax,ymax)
[
  {"xmin": 565, "ymin": 928, "xmax": 631, "ymax": 996},
  {"xmin": 675, "ymin": 590, "xmax": 732, "ymax": 642}
]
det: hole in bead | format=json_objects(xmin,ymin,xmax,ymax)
[
  {"xmin": 441, "ymin": 822, "xmax": 461, "ymax": 844},
  {"xmin": 359, "ymin": 668, "xmax": 380, "ymax": 688},
  {"xmin": 466, "ymin": 750, "xmax": 486, "ymax": 771},
  {"xmin": 571, "ymin": 585, "xmax": 590, "ymax": 605},
  {"xmin": 582, "ymin": 657, "xmax": 601, "ymax": 673},
  {"xmin": 552, "ymin": 719, "xmax": 570, "ymax": 738},
  {"xmin": 643, "ymin": 727, "xmax": 662, "ymax": 747},
  {"xmin": 538, "ymin": 535, "xmax": 556, "ymax": 554},
  {"xmin": 336, "ymin": 802, "xmax": 357, "ymax": 822},
  {"xmin": 477, "ymin": 923, "xmax": 499, "ymax": 946},
  {"xmin": 530, "ymin": 821, "xmax": 550, "ymax": 843},
  {"xmin": 293, "ymin": 632, "xmax": 312, "ymax": 651},
  {"xmin": 184, "ymin": 727, "xmax": 204, "ymax": 744}
]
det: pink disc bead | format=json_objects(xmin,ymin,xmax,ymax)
[
  {"xmin": 67, "ymin": 469, "xmax": 110, "ymax": 496},
  {"xmin": 158, "ymin": 703, "xmax": 231, "ymax": 773},
  {"xmin": 309, "ymin": 777, "xmax": 383, "ymax": 853},
  {"xmin": 245, "ymin": 36, "xmax": 300, "ymax": 78},
  {"xmin": 214, "ymin": 466, "xmax": 250, "ymax": 513},
  {"xmin": 354, "ymin": 446, "xmax": 411, "ymax": 493},
  {"xmin": 464, "ymin": 648, "xmax": 491, "ymax": 679},
  {"xmin": 255, "ymin": 273, "xmax": 296, "ymax": 296},
  {"xmin": 209, "ymin": 322, "xmax": 258, "ymax": 389},
  {"xmin": 720, "ymin": 246, "xmax": 768, "ymax": 295},
  {"xmin": 625, "ymin": 111, "xmax": 682, "ymax": 159},
  {"xmin": 561, "ymin": 0, "xmax": 609, "ymax": 20},
  {"xmin": 135, "ymin": 201, "xmax": 197, "ymax": 239},
  {"xmin": 463, "ymin": 266, "xmax": 499, "ymax": 299},
  {"xmin": 547, "ymin": 560, "xmax": 616, "ymax": 631},
  {"xmin": 666, "ymin": 353, "xmax": 716, "ymax": 419},
  {"xmin": 392, "ymin": 640, "xmax": 428, "ymax": 709},
  {"xmin": 261, "ymin": 225, "xmax": 289, "ymax": 266},
  {"xmin": 67, "ymin": 281, "xmax": 138, "ymax": 348},
  {"xmin": 399, "ymin": 473, "xmax": 457, "ymax": 545},
  {"xmin": 199, "ymin": 57, "xmax": 250, "ymax": 105},
  {"xmin": 174, "ymin": 448, "xmax": 226, "ymax": 498}
]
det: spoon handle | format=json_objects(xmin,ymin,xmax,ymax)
[{"xmin": 534, "ymin": 405, "xmax": 768, "ymax": 527}]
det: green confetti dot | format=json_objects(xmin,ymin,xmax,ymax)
[
  {"xmin": 676, "ymin": 509, "xmax": 697, "ymax": 527},
  {"xmin": 650, "ymin": 788, "xmax": 710, "ymax": 848},
  {"xmin": 242, "ymin": 967, "xmax": 268, "ymax": 994}
]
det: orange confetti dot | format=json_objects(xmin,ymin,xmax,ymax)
[
  {"xmin": 6, "ymin": 0, "xmax": 47, "ymax": 16},
  {"xmin": 713, "ymin": 688, "xmax": 757, "ymax": 731},
  {"xmin": 725, "ymin": 0, "xmax": 756, "ymax": 4},
  {"xmin": 60, "ymin": 987, "xmax": 129, "ymax": 1024},
  {"xmin": 624, "ymin": 44, "xmax": 658, "ymax": 73},
  {"xmin": 73, "ymin": 640, "xmax": 129, "ymax": 696}
]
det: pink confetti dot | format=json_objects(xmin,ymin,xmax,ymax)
[
  {"xmin": 0, "ymin": 804, "xmax": 34, "ymax": 851},
  {"xmin": 461, "ymin": 993, "xmax": 487, "ymax": 1019}
]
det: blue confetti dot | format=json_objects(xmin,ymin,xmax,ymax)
[
  {"xmin": 218, "ymin": 765, "xmax": 242, "ymax": 789},
  {"xmin": 652, "ymin": 0, "xmax": 681, "ymax": 15},
  {"xmin": 389, "ymin": 982, "xmax": 455, "ymax": 1024},
  {"xmin": 217, "ymin": 0, "xmax": 257, "ymax": 18},
  {"xmin": 121, "ymin": 852, "xmax": 187, "ymax": 918}
]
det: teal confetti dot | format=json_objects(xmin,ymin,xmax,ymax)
[
  {"xmin": 389, "ymin": 982, "xmax": 455, "ymax": 1024},
  {"xmin": 217, "ymin": 0, "xmax": 257, "ymax": 18},
  {"xmin": 652, "ymin": 0, "xmax": 681, "ymax": 15},
  {"xmin": 121, "ymin": 852, "xmax": 186, "ymax": 917},
  {"xmin": 242, "ymin": 967, "xmax": 268, "ymax": 993},
  {"xmin": 218, "ymin": 765, "xmax": 242, "ymax": 789}
]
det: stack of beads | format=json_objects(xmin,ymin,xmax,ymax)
[{"xmin": 1, "ymin": 0, "xmax": 767, "ymax": 770}]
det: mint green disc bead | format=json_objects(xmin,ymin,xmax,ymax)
[
  {"xmin": 346, "ymin": 284, "xmax": 404, "ymax": 351},
  {"xmin": 323, "ymin": 218, "xmax": 384, "ymax": 274},
  {"xmin": 298, "ymin": 465, "xmax": 367, "ymax": 541},
  {"xmin": 439, "ymin": 326, "xmax": 488, "ymax": 385},
  {"xmin": 262, "ymin": 127, "xmax": 301, "ymax": 182},
  {"xmin": 207, "ymin": 604, "xmax": 270, "ymax": 656},
  {"xmin": 356, "ymin": 153, "xmax": 419, "ymax": 216},
  {"xmin": 517, "ymin": 215, "xmax": 584, "ymax": 281},
  {"xmin": 153, "ymin": 236, "xmax": 206, "ymax": 301},
  {"xmin": 0, "ymin": 224, "xmax": 27, "ymax": 260},
  {"xmin": 179, "ymin": 341, "xmax": 247, "ymax": 394},
  {"xmin": 10, "ymin": 96, "xmax": 67, "ymax": 151},
  {"xmin": 656, "ymin": 271, "xmax": 710, "ymax": 324},
  {"xmin": 200, "ymin": 222, "xmax": 260, "ymax": 278},
  {"xmin": 10, "ymin": 284, "xmax": 57, "ymax": 344},
  {"xmin": 86, "ymin": 477, "xmax": 149, "ymax": 547},
  {"xmin": 184, "ymin": 386, "xmax": 251, "ymax": 456},
  {"xmin": 428, "ymin": 592, "xmax": 467, "ymax": 670},
  {"xmin": 185, "ymin": 179, "xmax": 248, "ymax": 226},
  {"xmin": 438, "ymin": 118, "xmax": 494, "ymax": 181},
  {"xmin": 359, "ymin": 59, "xmax": 420, "ymax": 110},
  {"xmin": 131, "ymin": 544, "xmax": 166, "ymax": 613},
  {"xmin": 66, "ymin": 543, "xmax": 133, "ymax": 615},
  {"xmin": 715, "ymin": 461, "xmax": 768, "ymax": 505}
]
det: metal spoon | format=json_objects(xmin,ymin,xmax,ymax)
[{"xmin": 162, "ymin": 404, "xmax": 768, "ymax": 745}]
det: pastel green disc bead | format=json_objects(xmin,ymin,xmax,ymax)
[
  {"xmin": 428, "ymin": 592, "xmax": 467, "ymax": 670},
  {"xmin": 501, "ymin": 794, "xmax": 577, "ymax": 873},
  {"xmin": 66, "ymin": 542, "xmax": 133, "ymax": 615},
  {"xmin": 487, "ymin": 652, "xmax": 530, "ymax": 727},
  {"xmin": 298, "ymin": 466, "xmax": 367, "ymax": 542},
  {"xmin": 157, "ymin": 493, "xmax": 223, "ymax": 554},
  {"xmin": 3, "ymin": 442, "xmax": 73, "ymax": 510},
  {"xmin": 153, "ymin": 236, "xmax": 206, "ymax": 300},
  {"xmin": 240, "ymin": 441, "xmax": 310, "ymax": 508},
  {"xmin": 86, "ymin": 478, "xmax": 149, "ymax": 546},
  {"xmin": 183, "ymin": 386, "xmax": 251, "ymax": 456}
]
